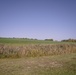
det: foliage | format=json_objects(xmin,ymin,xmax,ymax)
[
  {"xmin": 61, "ymin": 39, "xmax": 76, "ymax": 42},
  {"xmin": 45, "ymin": 39, "xmax": 53, "ymax": 41}
]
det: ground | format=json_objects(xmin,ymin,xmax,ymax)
[{"xmin": 0, "ymin": 53, "xmax": 76, "ymax": 75}]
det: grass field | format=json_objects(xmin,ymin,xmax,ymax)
[
  {"xmin": 0, "ymin": 38, "xmax": 76, "ymax": 75},
  {"xmin": 0, "ymin": 38, "xmax": 57, "ymax": 44},
  {"xmin": 0, "ymin": 38, "xmax": 76, "ymax": 45},
  {"xmin": 0, "ymin": 53, "xmax": 76, "ymax": 75}
]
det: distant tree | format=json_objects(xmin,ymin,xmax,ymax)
[
  {"xmin": 13, "ymin": 37, "xmax": 15, "ymax": 39},
  {"xmin": 34, "ymin": 39, "xmax": 38, "ymax": 40},
  {"xmin": 45, "ymin": 39, "xmax": 53, "ymax": 41},
  {"xmin": 61, "ymin": 39, "xmax": 76, "ymax": 42}
]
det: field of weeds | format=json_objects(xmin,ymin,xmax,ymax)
[
  {"xmin": 0, "ymin": 53, "xmax": 76, "ymax": 75},
  {"xmin": 0, "ymin": 44, "xmax": 76, "ymax": 58}
]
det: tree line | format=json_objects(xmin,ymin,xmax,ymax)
[{"xmin": 61, "ymin": 39, "xmax": 76, "ymax": 42}]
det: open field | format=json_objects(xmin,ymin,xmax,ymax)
[
  {"xmin": 0, "ymin": 38, "xmax": 58, "ymax": 44},
  {"xmin": 0, "ymin": 53, "xmax": 76, "ymax": 75},
  {"xmin": 0, "ymin": 38, "xmax": 76, "ymax": 75},
  {"xmin": 0, "ymin": 38, "xmax": 76, "ymax": 45}
]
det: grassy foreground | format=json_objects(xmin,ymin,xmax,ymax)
[{"xmin": 0, "ymin": 53, "xmax": 76, "ymax": 75}]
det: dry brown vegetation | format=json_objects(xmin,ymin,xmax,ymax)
[{"xmin": 0, "ymin": 44, "xmax": 76, "ymax": 58}]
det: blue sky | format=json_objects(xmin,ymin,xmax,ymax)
[{"xmin": 0, "ymin": 0, "xmax": 76, "ymax": 40}]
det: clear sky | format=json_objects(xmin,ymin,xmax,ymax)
[{"xmin": 0, "ymin": 0, "xmax": 76, "ymax": 40}]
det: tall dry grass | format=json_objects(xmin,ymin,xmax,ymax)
[{"xmin": 0, "ymin": 44, "xmax": 76, "ymax": 58}]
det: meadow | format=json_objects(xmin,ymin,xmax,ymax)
[{"xmin": 0, "ymin": 38, "xmax": 76, "ymax": 75}]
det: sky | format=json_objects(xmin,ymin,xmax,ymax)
[{"xmin": 0, "ymin": 0, "xmax": 76, "ymax": 40}]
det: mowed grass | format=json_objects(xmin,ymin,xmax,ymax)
[
  {"xmin": 0, "ymin": 53, "xmax": 76, "ymax": 75},
  {"xmin": 0, "ymin": 38, "xmax": 56, "ymax": 44},
  {"xmin": 0, "ymin": 38, "xmax": 76, "ymax": 45}
]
